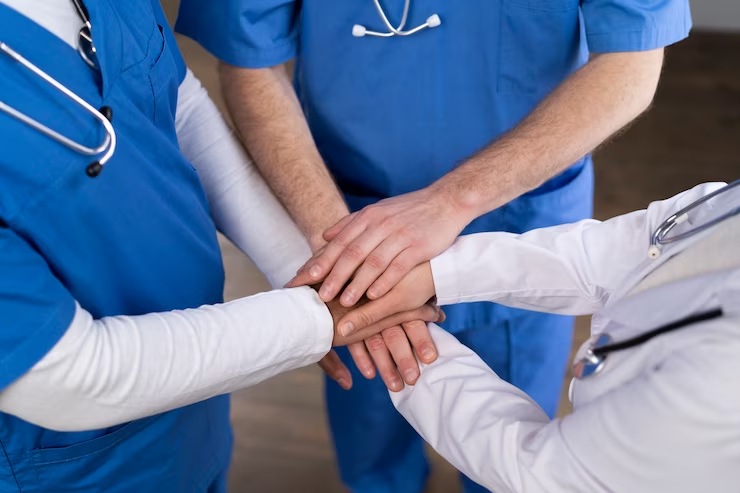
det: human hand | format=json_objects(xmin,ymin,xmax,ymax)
[
  {"xmin": 286, "ymin": 186, "xmax": 469, "ymax": 306},
  {"xmin": 326, "ymin": 292, "xmax": 443, "ymax": 392},
  {"xmin": 335, "ymin": 261, "xmax": 437, "ymax": 339}
]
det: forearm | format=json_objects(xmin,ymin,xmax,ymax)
[
  {"xmin": 436, "ymin": 49, "xmax": 664, "ymax": 222},
  {"xmin": 176, "ymin": 69, "xmax": 311, "ymax": 288},
  {"xmin": 430, "ymin": 182, "xmax": 727, "ymax": 315},
  {"xmin": 219, "ymin": 62, "xmax": 348, "ymax": 250},
  {"xmin": 0, "ymin": 289, "xmax": 332, "ymax": 432},
  {"xmin": 391, "ymin": 324, "xmax": 600, "ymax": 493}
]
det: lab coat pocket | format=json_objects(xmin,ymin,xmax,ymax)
[
  {"xmin": 30, "ymin": 417, "xmax": 155, "ymax": 490},
  {"xmin": 497, "ymin": 0, "xmax": 581, "ymax": 95}
]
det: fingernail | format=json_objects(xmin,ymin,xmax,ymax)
[
  {"xmin": 422, "ymin": 348, "xmax": 436, "ymax": 361},
  {"xmin": 319, "ymin": 285, "xmax": 332, "ymax": 300},
  {"xmin": 366, "ymin": 288, "xmax": 378, "ymax": 299},
  {"xmin": 389, "ymin": 379, "xmax": 403, "ymax": 392},
  {"xmin": 341, "ymin": 292, "xmax": 355, "ymax": 306},
  {"xmin": 340, "ymin": 321, "xmax": 355, "ymax": 337},
  {"xmin": 404, "ymin": 368, "xmax": 419, "ymax": 383},
  {"xmin": 309, "ymin": 266, "xmax": 321, "ymax": 279},
  {"xmin": 337, "ymin": 378, "xmax": 349, "ymax": 389},
  {"xmin": 363, "ymin": 368, "xmax": 374, "ymax": 378}
]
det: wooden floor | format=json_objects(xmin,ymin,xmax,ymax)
[{"xmin": 165, "ymin": 7, "xmax": 740, "ymax": 489}]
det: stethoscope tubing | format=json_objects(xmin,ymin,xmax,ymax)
[
  {"xmin": 593, "ymin": 308, "xmax": 724, "ymax": 357},
  {"xmin": 0, "ymin": 42, "xmax": 115, "ymax": 166},
  {"xmin": 649, "ymin": 180, "xmax": 740, "ymax": 258}
]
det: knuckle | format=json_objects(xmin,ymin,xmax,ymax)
[
  {"xmin": 382, "ymin": 327, "xmax": 406, "ymax": 345},
  {"xmin": 357, "ymin": 310, "xmax": 376, "ymax": 328},
  {"xmin": 365, "ymin": 253, "xmax": 386, "ymax": 270},
  {"xmin": 365, "ymin": 334, "xmax": 386, "ymax": 352},
  {"xmin": 333, "ymin": 230, "xmax": 353, "ymax": 248},
  {"xmin": 388, "ymin": 260, "xmax": 408, "ymax": 275},
  {"xmin": 341, "ymin": 243, "xmax": 365, "ymax": 262},
  {"xmin": 379, "ymin": 215, "xmax": 398, "ymax": 231}
]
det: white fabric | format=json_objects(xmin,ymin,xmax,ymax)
[
  {"xmin": 629, "ymin": 213, "xmax": 740, "ymax": 295},
  {"xmin": 0, "ymin": 290, "xmax": 331, "ymax": 432},
  {"xmin": 0, "ymin": 19, "xmax": 328, "ymax": 430},
  {"xmin": 394, "ymin": 182, "xmax": 740, "ymax": 492},
  {"xmin": 1, "ymin": 0, "xmax": 80, "ymax": 49},
  {"xmin": 430, "ymin": 182, "xmax": 725, "ymax": 315},
  {"xmin": 176, "ymin": 69, "xmax": 312, "ymax": 288}
]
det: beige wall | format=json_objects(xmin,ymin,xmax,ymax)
[{"xmin": 691, "ymin": 0, "xmax": 740, "ymax": 31}]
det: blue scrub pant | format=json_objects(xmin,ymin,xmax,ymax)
[{"xmin": 325, "ymin": 311, "xmax": 574, "ymax": 493}]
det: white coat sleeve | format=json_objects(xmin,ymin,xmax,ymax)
[
  {"xmin": 392, "ymin": 319, "xmax": 740, "ymax": 493},
  {"xmin": 0, "ymin": 288, "xmax": 333, "ymax": 432},
  {"xmin": 431, "ymin": 182, "xmax": 726, "ymax": 315},
  {"xmin": 175, "ymin": 69, "xmax": 311, "ymax": 289}
]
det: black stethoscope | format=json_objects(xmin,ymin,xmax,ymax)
[
  {"xmin": 573, "ymin": 308, "xmax": 723, "ymax": 379},
  {"xmin": 0, "ymin": 0, "xmax": 115, "ymax": 178}
]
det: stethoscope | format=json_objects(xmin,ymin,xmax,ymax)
[
  {"xmin": 574, "ymin": 179, "xmax": 740, "ymax": 379},
  {"xmin": 648, "ymin": 179, "xmax": 740, "ymax": 259},
  {"xmin": 0, "ymin": 0, "xmax": 116, "ymax": 178},
  {"xmin": 352, "ymin": 0, "xmax": 441, "ymax": 38},
  {"xmin": 573, "ymin": 308, "xmax": 723, "ymax": 379}
]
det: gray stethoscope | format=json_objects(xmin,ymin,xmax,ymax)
[
  {"xmin": 352, "ymin": 0, "xmax": 441, "ymax": 37},
  {"xmin": 574, "ymin": 179, "xmax": 740, "ymax": 379},
  {"xmin": 0, "ymin": 0, "xmax": 116, "ymax": 178}
]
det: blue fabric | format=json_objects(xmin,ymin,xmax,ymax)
[
  {"xmin": 0, "ymin": 2, "xmax": 231, "ymax": 491},
  {"xmin": 175, "ymin": 0, "xmax": 688, "ymax": 491},
  {"xmin": 327, "ymin": 312, "xmax": 575, "ymax": 493}
]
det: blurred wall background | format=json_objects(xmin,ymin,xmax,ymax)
[{"xmin": 691, "ymin": 0, "xmax": 740, "ymax": 31}]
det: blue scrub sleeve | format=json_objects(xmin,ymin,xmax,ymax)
[
  {"xmin": 175, "ymin": 0, "xmax": 300, "ymax": 68},
  {"xmin": 581, "ymin": 0, "xmax": 692, "ymax": 52},
  {"xmin": 0, "ymin": 226, "xmax": 76, "ymax": 392}
]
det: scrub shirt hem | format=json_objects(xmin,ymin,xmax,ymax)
[
  {"xmin": 586, "ymin": 25, "xmax": 691, "ymax": 53},
  {"xmin": 0, "ymin": 300, "xmax": 75, "ymax": 392}
]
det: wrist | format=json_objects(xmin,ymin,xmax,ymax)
[
  {"xmin": 429, "ymin": 178, "xmax": 483, "ymax": 229},
  {"xmin": 308, "ymin": 234, "xmax": 327, "ymax": 253}
]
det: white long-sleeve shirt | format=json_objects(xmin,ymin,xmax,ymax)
[
  {"xmin": 0, "ymin": 1, "xmax": 332, "ymax": 431},
  {"xmin": 392, "ymin": 182, "xmax": 740, "ymax": 492}
]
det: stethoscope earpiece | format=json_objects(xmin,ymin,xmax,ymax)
[{"xmin": 86, "ymin": 161, "xmax": 102, "ymax": 178}]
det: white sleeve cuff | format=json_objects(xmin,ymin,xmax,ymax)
[{"xmin": 430, "ymin": 248, "xmax": 463, "ymax": 306}]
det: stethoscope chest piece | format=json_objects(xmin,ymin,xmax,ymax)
[{"xmin": 572, "ymin": 333, "xmax": 612, "ymax": 380}]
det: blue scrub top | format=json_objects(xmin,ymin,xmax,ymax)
[
  {"xmin": 176, "ymin": 0, "xmax": 690, "ymax": 329},
  {"xmin": 0, "ymin": 2, "xmax": 231, "ymax": 491}
]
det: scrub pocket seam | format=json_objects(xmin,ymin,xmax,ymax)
[{"xmin": 31, "ymin": 417, "xmax": 156, "ymax": 467}]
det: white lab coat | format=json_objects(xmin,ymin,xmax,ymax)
[{"xmin": 392, "ymin": 182, "xmax": 740, "ymax": 492}]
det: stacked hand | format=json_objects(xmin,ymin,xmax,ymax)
[
  {"xmin": 287, "ymin": 187, "xmax": 469, "ymax": 392},
  {"xmin": 306, "ymin": 282, "xmax": 440, "ymax": 392}
]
